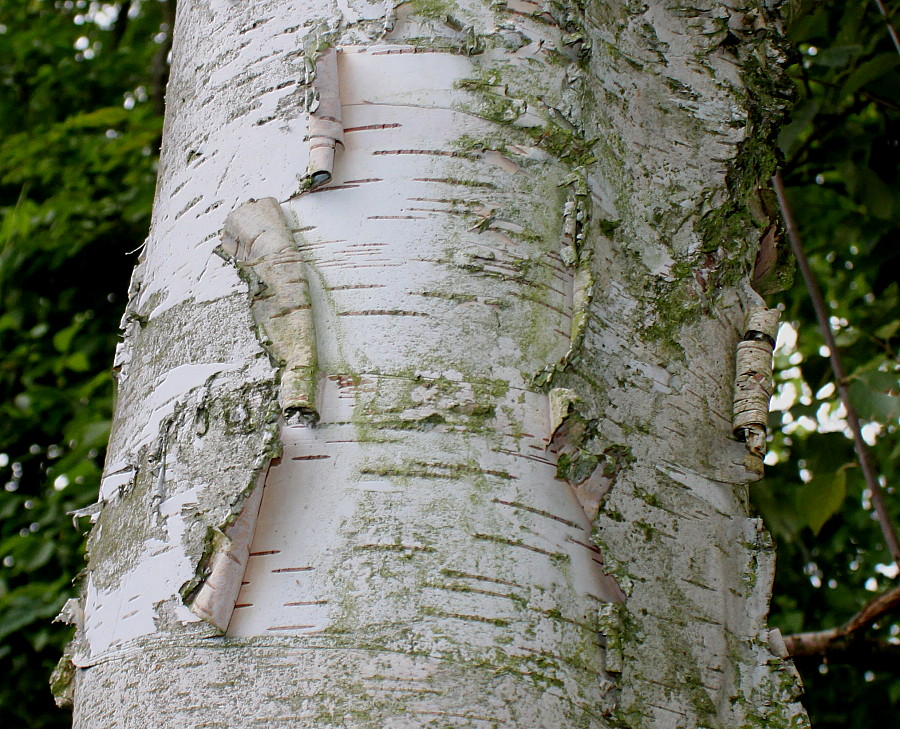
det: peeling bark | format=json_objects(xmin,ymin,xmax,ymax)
[
  {"xmin": 68, "ymin": 1, "xmax": 809, "ymax": 727},
  {"xmin": 218, "ymin": 197, "xmax": 320, "ymax": 422},
  {"xmin": 733, "ymin": 306, "xmax": 780, "ymax": 463},
  {"xmin": 305, "ymin": 48, "xmax": 344, "ymax": 189},
  {"xmin": 187, "ymin": 470, "xmax": 266, "ymax": 631}
]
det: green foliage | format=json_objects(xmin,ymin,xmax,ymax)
[
  {"xmin": 0, "ymin": 1, "xmax": 169, "ymax": 726},
  {"xmin": 751, "ymin": 1, "xmax": 900, "ymax": 726}
]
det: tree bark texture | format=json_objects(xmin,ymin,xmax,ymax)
[{"xmin": 66, "ymin": 1, "xmax": 808, "ymax": 727}]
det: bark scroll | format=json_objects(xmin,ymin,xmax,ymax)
[
  {"xmin": 306, "ymin": 48, "xmax": 343, "ymax": 189},
  {"xmin": 733, "ymin": 307, "xmax": 780, "ymax": 459},
  {"xmin": 218, "ymin": 197, "xmax": 319, "ymax": 423}
]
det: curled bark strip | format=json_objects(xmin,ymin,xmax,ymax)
[
  {"xmin": 220, "ymin": 197, "xmax": 319, "ymax": 422},
  {"xmin": 189, "ymin": 473, "xmax": 266, "ymax": 631},
  {"xmin": 307, "ymin": 48, "xmax": 343, "ymax": 189},
  {"xmin": 570, "ymin": 264, "xmax": 593, "ymax": 354},
  {"xmin": 733, "ymin": 307, "xmax": 780, "ymax": 458},
  {"xmin": 548, "ymin": 387, "xmax": 578, "ymax": 438}
]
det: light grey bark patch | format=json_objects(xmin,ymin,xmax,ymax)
[
  {"xmin": 72, "ymin": 638, "xmax": 614, "ymax": 729},
  {"xmin": 219, "ymin": 197, "xmax": 320, "ymax": 424},
  {"xmin": 732, "ymin": 306, "xmax": 779, "ymax": 463}
]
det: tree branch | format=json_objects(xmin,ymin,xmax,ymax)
[
  {"xmin": 791, "ymin": 639, "xmax": 900, "ymax": 672},
  {"xmin": 111, "ymin": 0, "xmax": 132, "ymax": 50},
  {"xmin": 784, "ymin": 584, "xmax": 900, "ymax": 660},
  {"xmin": 772, "ymin": 171, "xmax": 900, "ymax": 565}
]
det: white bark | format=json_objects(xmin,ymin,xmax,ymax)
[{"xmin": 64, "ymin": 1, "xmax": 808, "ymax": 727}]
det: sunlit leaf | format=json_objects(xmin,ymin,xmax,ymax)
[{"xmin": 794, "ymin": 469, "xmax": 848, "ymax": 536}]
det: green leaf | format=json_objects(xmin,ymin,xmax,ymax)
[
  {"xmin": 834, "ymin": 327, "xmax": 861, "ymax": 347},
  {"xmin": 848, "ymin": 379, "xmax": 900, "ymax": 422},
  {"xmin": 778, "ymin": 100, "xmax": 819, "ymax": 157},
  {"xmin": 856, "ymin": 370, "xmax": 899, "ymax": 392},
  {"xmin": 840, "ymin": 54, "xmax": 900, "ymax": 98},
  {"xmin": 856, "ymin": 167, "xmax": 894, "ymax": 220},
  {"xmin": 63, "ymin": 351, "xmax": 90, "ymax": 372},
  {"xmin": 875, "ymin": 320, "xmax": 900, "ymax": 340},
  {"xmin": 13, "ymin": 540, "xmax": 55, "ymax": 573},
  {"xmin": 51, "ymin": 318, "xmax": 82, "ymax": 353},
  {"xmin": 750, "ymin": 479, "xmax": 806, "ymax": 541},
  {"xmin": 62, "ymin": 106, "xmax": 131, "ymax": 130},
  {"xmin": 891, "ymin": 439, "xmax": 900, "ymax": 462},
  {"xmin": 787, "ymin": 9, "xmax": 829, "ymax": 43},
  {"xmin": 794, "ymin": 469, "xmax": 847, "ymax": 536},
  {"xmin": 0, "ymin": 581, "xmax": 68, "ymax": 642}
]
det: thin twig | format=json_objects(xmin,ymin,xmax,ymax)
[
  {"xmin": 772, "ymin": 172, "xmax": 900, "ymax": 565},
  {"xmin": 781, "ymin": 96, "xmax": 868, "ymax": 170},
  {"xmin": 873, "ymin": 0, "xmax": 900, "ymax": 56},
  {"xmin": 784, "ymin": 584, "xmax": 900, "ymax": 657},
  {"xmin": 787, "ymin": 74, "xmax": 900, "ymax": 111},
  {"xmin": 846, "ymin": 582, "xmax": 900, "ymax": 633},
  {"xmin": 151, "ymin": 0, "xmax": 175, "ymax": 118},
  {"xmin": 111, "ymin": 0, "xmax": 132, "ymax": 50}
]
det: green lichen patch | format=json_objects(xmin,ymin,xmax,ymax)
[{"xmin": 49, "ymin": 655, "xmax": 75, "ymax": 710}]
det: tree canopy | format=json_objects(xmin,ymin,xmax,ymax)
[{"xmin": 0, "ymin": 1, "xmax": 897, "ymax": 727}]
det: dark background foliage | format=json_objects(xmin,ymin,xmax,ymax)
[
  {"xmin": 752, "ymin": 1, "xmax": 900, "ymax": 726},
  {"xmin": 0, "ymin": 1, "xmax": 897, "ymax": 727},
  {"xmin": 0, "ymin": 1, "xmax": 170, "ymax": 726}
]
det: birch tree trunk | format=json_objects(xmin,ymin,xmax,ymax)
[{"xmin": 61, "ymin": 1, "xmax": 809, "ymax": 727}]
